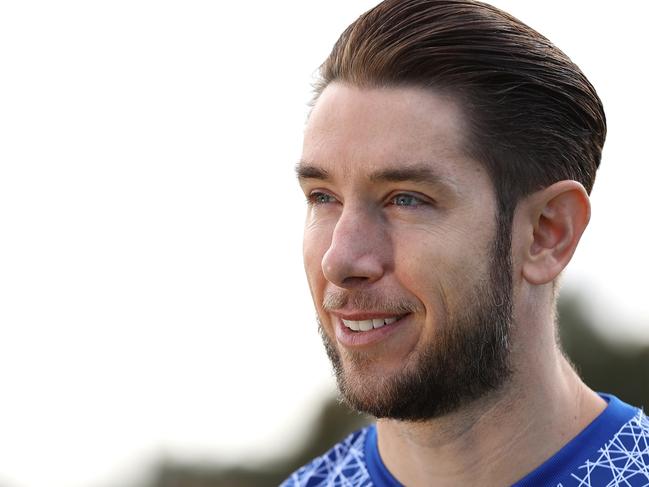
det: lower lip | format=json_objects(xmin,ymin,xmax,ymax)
[{"xmin": 334, "ymin": 315, "xmax": 411, "ymax": 347}]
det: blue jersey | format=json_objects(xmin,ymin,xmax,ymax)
[{"xmin": 282, "ymin": 394, "xmax": 649, "ymax": 486}]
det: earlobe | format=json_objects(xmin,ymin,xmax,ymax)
[{"xmin": 522, "ymin": 181, "xmax": 591, "ymax": 285}]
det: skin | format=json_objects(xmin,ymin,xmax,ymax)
[{"xmin": 299, "ymin": 82, "xmax": 606, "ymax": 486}]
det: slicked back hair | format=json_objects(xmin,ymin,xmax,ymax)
[{"xmin": 313, "ymin": 0, "xmax": 606, "ymax": 220}]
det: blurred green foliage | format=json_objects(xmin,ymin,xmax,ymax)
[
  {"xmin": 144, "ymin": 295, "xmax": 648, "ymax": 487},
  {"xmin": 145, "ymin": 399, "xmax": 370, "ymax": 487},
  {"xmin": 558, "ymin": 295, "xmax": 649, "ymax": 409}
]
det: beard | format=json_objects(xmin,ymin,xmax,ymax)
[{"xmin": 318, "ymin": 213, "xmax": 514, "ymax": 422}]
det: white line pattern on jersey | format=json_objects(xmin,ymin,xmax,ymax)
[
  {"xmin": 565, "ymin": 410, "xmax": 649, "ymax": 487},
  {"xmin": 283, "ymin": 410, "xmax": 649, "ymax": 486},
  {"xmin": 282, "ymin": 429, "xmax": 373, "ymax": 487}
]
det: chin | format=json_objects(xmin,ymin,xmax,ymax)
[{"xmin": 320, "ymin": 315, "xmax": 512, "ymax": 421}]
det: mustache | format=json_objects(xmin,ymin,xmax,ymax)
[{"xmin": 323, "ymin": 290, "xmax": 420, "ymax": 315}]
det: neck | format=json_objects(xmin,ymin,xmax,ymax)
[{"xmin": 376, "ymin": 348, "xmax": 606, "ymax": 487}]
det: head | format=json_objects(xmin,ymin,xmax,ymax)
[{"xmin": 299, "ymin": 0, "xmax": 605, "ymax": 421}]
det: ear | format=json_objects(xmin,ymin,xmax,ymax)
[{"xmin": 521, "ymin": 180, "xmax": 591, "ymax": 285}]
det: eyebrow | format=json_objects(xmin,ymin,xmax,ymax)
[
  {"xmin": 295, "ymin": 162, "xmax": 330, "ymax": 181},
  {"xmin": 368, "ymin": 165, "xmax": 449, "ymax": 187},
  {"xmin": 296, "ymin": 161, "xmax": 451, "ymax": 188}
]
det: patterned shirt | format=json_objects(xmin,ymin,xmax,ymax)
[{"xmin": 282, "ymin": 394, "xmax": 649, "ymax": 486}]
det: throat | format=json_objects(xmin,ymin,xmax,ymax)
[{"xmin": 374, "ymin": 387, "xmax": 524, "ymax": 486}]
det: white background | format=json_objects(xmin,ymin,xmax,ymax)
[{"xmin": 0, "ymin": 2, "xmax": 647, "ymax": 486}]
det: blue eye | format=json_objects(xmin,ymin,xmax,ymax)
[
  {"xmin": 308, "ymin": 192, "xmax": 337, "ymax": 205},
  {"xmin": 391, "ymin": 193, "xmax": 424, "ymax": 207}
]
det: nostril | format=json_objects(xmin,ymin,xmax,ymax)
[
  {"xmin": 341, "ymin": 276, "xmax": 370, "ymax": 286},
  {"xmin": 322, "ymin": 252, "xmax": 385, "ymax": 289}
]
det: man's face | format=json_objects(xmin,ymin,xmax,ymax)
[{"xmin": 299, "ymin": 83, "xmax": 513, "ymax": 421}]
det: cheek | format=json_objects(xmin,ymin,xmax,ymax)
[
  {"xmin": 392, "ymin": 225, "xmax": 469, "ymax": 278},
  {"xmin": 391, "ymin": 231, "xmax": 444, "ymax": 302},
  {"xmin": 392, "ymin": 228, "xmax": 490, "ymax": 309}
]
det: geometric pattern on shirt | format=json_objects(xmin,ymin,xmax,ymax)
[
  {"xmin": 282, "ymin": 410, "xmax": 649, "ymax": 487},
  {"xmin": 561, "ymin": 410, "xmax": 649, "ymax": 487},
  {"xmin": 280, "ymin": 428, "xmax": 373, "ymax": 487}
]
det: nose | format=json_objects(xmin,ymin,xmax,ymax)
[{"xmin": 321, "ymin": 206, "xmax": 390, "ymax": 288}]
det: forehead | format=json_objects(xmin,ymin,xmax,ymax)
[{"xmin": 302, "ymin": 83, "xmax": 482, "ymax": 184}]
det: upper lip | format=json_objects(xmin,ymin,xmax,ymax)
[{"xmin": 330, "ymin": 311, "xmax": 408, "ymax": 321}]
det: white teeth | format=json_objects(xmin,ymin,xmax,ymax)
[
  {"xmin": 342, "ymin": 316, "xmax": 402, "ymax": 332},
  {"xmin": 359, "ymin": 320, "xmax": 373, "ymax": 332},
  {"xmin": 346, "ymin": 320, "xmax": 360, "ymax": 331},
  {"xmin": 372, "ymin": 319, "xmax": 385, "ymax": 329}
]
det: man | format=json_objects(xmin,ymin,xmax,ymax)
[{"xmin": 284, "ymin": 1, "xmax": 649, "ymax": 486}]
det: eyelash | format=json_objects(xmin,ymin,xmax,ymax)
[
  {"xmin": 390, "ymin": 193, "xmax": 427, "ymax": 208},
  {"xmin": 306, "ymin": 191, "xmax": 430, "ymax": 208},
  {"xmin": 306, "ymin": 191, "xmax": 337, "ymax": 206}
]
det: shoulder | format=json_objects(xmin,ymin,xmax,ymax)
[
  {"xmin": 573, "ymin": 410, "xmax": 649, "ymax": 485},
  {"xmin": 562, "ymin": 407, "xmax": 649, "ymax": 486},
  {"xmin": 280, "ymin": 426, "xmax": 374, "ymax": 487}
]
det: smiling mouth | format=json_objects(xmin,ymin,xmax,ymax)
[{"xmin": 341, "ymin": 315, "xmax": 407, "ymax": 332}]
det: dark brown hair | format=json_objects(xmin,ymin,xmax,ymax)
[{"xmin": 314, "ymin": 0, "xmax": 606, "ymax": 218}]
